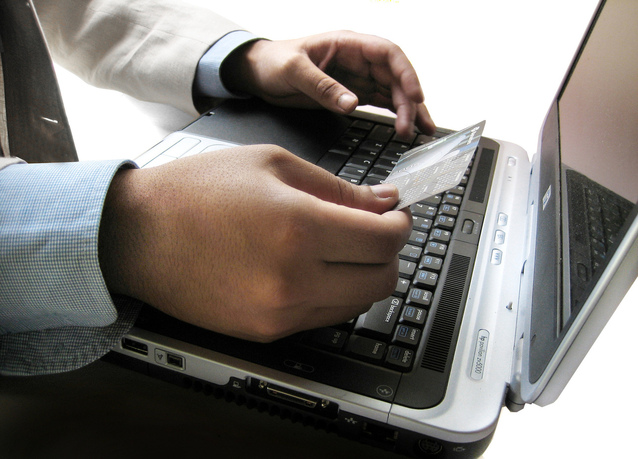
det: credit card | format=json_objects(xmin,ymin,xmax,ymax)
[{"xmin": 384, "ymin": 121, "xmax": 485, "ymax": 209}]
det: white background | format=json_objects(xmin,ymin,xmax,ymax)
[{"xmin": 55, "ymin": 1, "xmax": 637, "ymax": 458}]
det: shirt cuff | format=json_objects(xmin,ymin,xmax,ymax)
[
  {"xmin": 0, "ymin": 160, "xmax": 135, "ymax": 335},
  {"xmin": 194, "ymin": 30, "xmax": 261, "ymax": 99}
]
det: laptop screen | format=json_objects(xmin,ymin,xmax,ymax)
[{"xmin": 529, "ymin": 0, "xmax": 638, "ymax": 382}]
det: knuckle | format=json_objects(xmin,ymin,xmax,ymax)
[
  {"xmin": 251, "ymin": 284, "xmax": 301, "ymax": 343},
  {"xmin": 377, "ymin": 226, "xmax": 411, "ymax": 260},
  {"xmin": 263, "ymin": 144, "xmax": 293, "ymax": 162},
  {"xmin": 331, "ymin": 177, "xmax": 357, "ymax": 207},
  {"xmin": 377, "ymin": 258, "xmax": 400, "ymax": 298},
  {"xmin": 314, "ymin": 76, "xmax": 341, "ymax": 100}
]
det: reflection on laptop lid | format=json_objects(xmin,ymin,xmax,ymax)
[
  {"xmin": 512, "ymin": 0, "xmax": 638, "ymax": 408},
  {"xmin": 108, "ymin": 0, "xmax": 638, "ymax": 457}
]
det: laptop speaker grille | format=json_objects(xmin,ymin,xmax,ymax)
[{"xmin": 420, "ymin": 253, "xmax": 471, "ymax": 373}]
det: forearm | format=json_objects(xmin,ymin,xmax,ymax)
[
  {"xmin": 0, "ymin": 160, "xmax": 140, "ymax": 375},
  {"xmin": 33, "ymin": 0, "xmax": 244, "ymax": 114}
]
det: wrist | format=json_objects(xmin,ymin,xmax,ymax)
[
  {"xmin": 219, "ymin": 38, "xmax": 268, "ymax": 96},
  {"xmin": 98, "ymin": 168, "xmax": 144, "ymax": 300}
]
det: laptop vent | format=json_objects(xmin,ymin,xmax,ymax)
[
  {"xmin": 469, "ymin": 148, "xmax": 495, "ymax": 203},
  {"xmin": 420, "ymin": 253, "xmax": 471, "ymax": 373}
]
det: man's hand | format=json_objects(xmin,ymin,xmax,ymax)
[
  {"xmin": 99, "ymin": 146, "xmax": 412, "ymax": 342},
  {"xmin": 222, "ymin": 31, "xmax": 435, "ymax": 138}
]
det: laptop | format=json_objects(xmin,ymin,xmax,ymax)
[{"xmin": 105, "ymin": 0, "xmax": 638, "ymax": 457}]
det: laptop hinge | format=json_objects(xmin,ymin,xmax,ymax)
[
  {"xmin": 505, "ymin": 333, "xmax": 526, "ymax": 412},
  {"xmin": 507, "ymin": 164, "xmax": 538, "ymax": 413}
]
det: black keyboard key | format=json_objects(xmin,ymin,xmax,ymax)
[
  {"xmin": 345, "ymin": 335, "xmax": 386, "ymax": 362},
  {"xmin": 368, "ymin": 125, "xmax": 395, "ymax": 143},
  {"xmin": 373, "ymin": 158, "xmax": 398, "ymax": 171},
  {"xmin": 413, "ymin": 270, "xmax": 438, "ymax": 288},
  {"xmin": 339, "ymin": 176, "xmax": 361, "ymax": 185},
  {"xmin": 358, "ymin": 139, "xmax": 385, "ymax": 153},
  {"xmin": 406, "ymin": 288, "xmax": 432, "ymax": 307},
  {"xmin": 379, "ymin": 148, "xmax": 404, "ymax": 162},
  {"xmin": 421, "ymin": 195, "xmax": 442, "ymax": 206},
  {"xmin": 385, "ymin": 345, "xmax": 414, "ymax": 370},
  {"xmin": 414, "ymin": 134, "xmax": 436, "ymax": 145},
  {"xmin": 399, "ymin": 259, "xmax": 417, "ymax": 278},
  {"xmin": 395, "ymin": 277, "xmax": 410, "ymax": 297},
  {"xmin": 419, "ymin": 255, "xmax": 443, "ymax": 271},
  {"xmin": 448, "ymin": 185, "xmax": 466, "ymax": 196},
  {"xmin": 353, "ymin": 296, "xmax": 403, "ymax": 337},
  {"xmin": 439, "ymin": 203, "xmax": 459, "ymax": 217},
  {"xmin": 351, "ymin": 120, "xmax": 375, "ymax": 131},
  {"xmin": 399, "ymin": 244, "xmax": 423, "ymax": 262},
  {"xmin": 353, "ymin": 148, "xmax": 381, "ymax": 162},
  {"xmin": 305, "ymin": 327, "xmax": 348, "ymax": 351},
  {"xmin": 411, "ymin": 203, "xmax": 438, "ymax": 218},
  {"xmin": 392, "ymin": 132, "xmax": 417, "ymax": 144},
  {"xmin": 367, "ymin": 167, "xmax": 391, "ymax": 180},
  {"xmin": 393, "ymin": 324, "xmax": 421, "ymax": 347},
  {"xmin": 429, "ymin": 228, "xmax": 451, "ymax": 243},
  {"xmin": 400, "ymin": 305, "xmax": 427, "ymax": 326},
  {"xmin": 361, "ymin": 176, "xmax": 384, "ymax": 186},
  {"xmin": 329, "ymin": 143, "xmax": 357, "ymax": 156},
  {"xmin": 423, "ymin": 241, "xmax": 447, "ymax": 257},
  {"xmin": 339, "ymin": 134, "xmax": 365, "ymax": 148},
  {"xmin": 346, "ymin": 157, "xmax": 373, "ymax": 170},
  {"xmin": 412, "ymin": 216, "xmax": 433, "ymax": 231},
  {"xmin": 408, "ymin": 230, "xmax": 428, "ymax": 247},
  {"xmin": 442, "ymin": 193, "xmax": 462, "ymax": 206},
  {"xmin": 339, "ymin": 166, "xmax": 367, "ymax": 180},
  {"xmin": 317, "ymin": 152, "xmax": 348, "ymax": 174},
  {"xmin": 433, "ymin": 215, "xmax": 455, "ymax": 229},
  {"xmin": 383, "ymin": 141, "xmax": 411, "ymax": 155}
]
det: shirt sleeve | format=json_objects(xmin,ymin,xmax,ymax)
[
  {"xmin": 0, "ymin": 160, "xmax": 142, "ymax": 376},
  {"xmin": 33, "ymin": 0, "xmax": 250, "ymax": 115},
  {"xmin": 194, "ymin": 30, "xmax": 261, "ymax": 100}
]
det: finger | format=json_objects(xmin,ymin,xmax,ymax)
[
  {"xmin": 415, "ymin": 103, "xmax": 437, "ymax": 135},
  {"xmin": 273, "ymin": 152, "xmax": 400, "ymax": 214},
  {"xmin": 290, "ymin": 260, "xmax": 401, "ymax": 330},
  {"xmin": 392, "ymin": 87, "xmax": 419, "ymax": 137},
  {"xmin": 287, "ymin": 53, "xmax": 361, "ymax": 114},
  {"xmin": 331, "ymin": 44, "xmax": 435, "ymax": 136},
  {"xmin": 357, "ymin": 36, "xmax": 425, "ymax": 105},
  {"xmin": 310, "ymin": 201, "xmax": 412, "ymax": 263},
  {"xmin": 268, "ymin": 152, "xmax": 411, "ymax": 263}
]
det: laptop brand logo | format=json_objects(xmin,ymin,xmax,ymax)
[{"xmin": 471, "ymin": 329, "xmax": 490, "ymax": 380}]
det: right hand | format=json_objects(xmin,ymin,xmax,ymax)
[
  {"xmin": 99, "ymin": 145, "xmax": 412, "ymax": 342},
  {"xmin": 222, "ymin": 31, "xmax": 436, "ymax": 138}
]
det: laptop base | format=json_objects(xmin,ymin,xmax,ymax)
[{"xmin": 103, "ymin": 350, "xmax": 495, "ymax": 458}]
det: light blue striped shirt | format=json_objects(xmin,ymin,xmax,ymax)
[
  {"xmin": 0, "ymin": 160, "xmax": 143, "ymax": 375},
  {"xmin": 0, "ymin": 31, "xmax": 258, "ymax": 375}
]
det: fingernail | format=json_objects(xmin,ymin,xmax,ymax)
[
  {"xmin": 370, "ymin": 183, "xmax": 397, "ymax": 199},
  {"xmin": 337, "ymin": 93, "xmax": 357, "ymax": 112}
]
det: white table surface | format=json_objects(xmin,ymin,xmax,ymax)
[{"xmin": 53, "ymin": 1, "xmax": 637, "ymax": 458}]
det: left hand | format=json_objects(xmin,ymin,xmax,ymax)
[{"xmin": 222, "ymin": 31, "xmax": 436, "ymax": 137}]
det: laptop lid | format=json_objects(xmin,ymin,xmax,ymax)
[{"xmin": 512, "ymin": 0, "xmax": 638, "ymax": 407}]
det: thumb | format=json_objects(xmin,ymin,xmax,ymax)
[
  {"xmin": 292, "ymin": 55, "xmax": 359, "ymax": 114},
  {"xmin": 328, "ymin": 181, "xmax": 401, "ymax": 214},
  {"xmin": 274, "ymin": 150, "xmax": 400, "ymax": 213},
  {"xmin": 302, "ymin": 169, "xmax": 401, "ymax": 214}
]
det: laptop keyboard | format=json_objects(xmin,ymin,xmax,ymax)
[
  {"xmin": 583, "ymin": 183, "xmax": 633, "ymax": 272},
  {"xmin": 303, "ymin": 119, "xmax": 475, "ymax": 372},
  {"xmin": 566, "ymin": 169, "xmax": 633, "ymax": 313}
]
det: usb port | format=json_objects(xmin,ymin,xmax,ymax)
[
  {"xmin": 121, "ymin": 338, "xmax": 148, "ymax": 356},
  {"xmin": 166, "ymin": 353, "xmax": 184, "ymax": 369}
]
